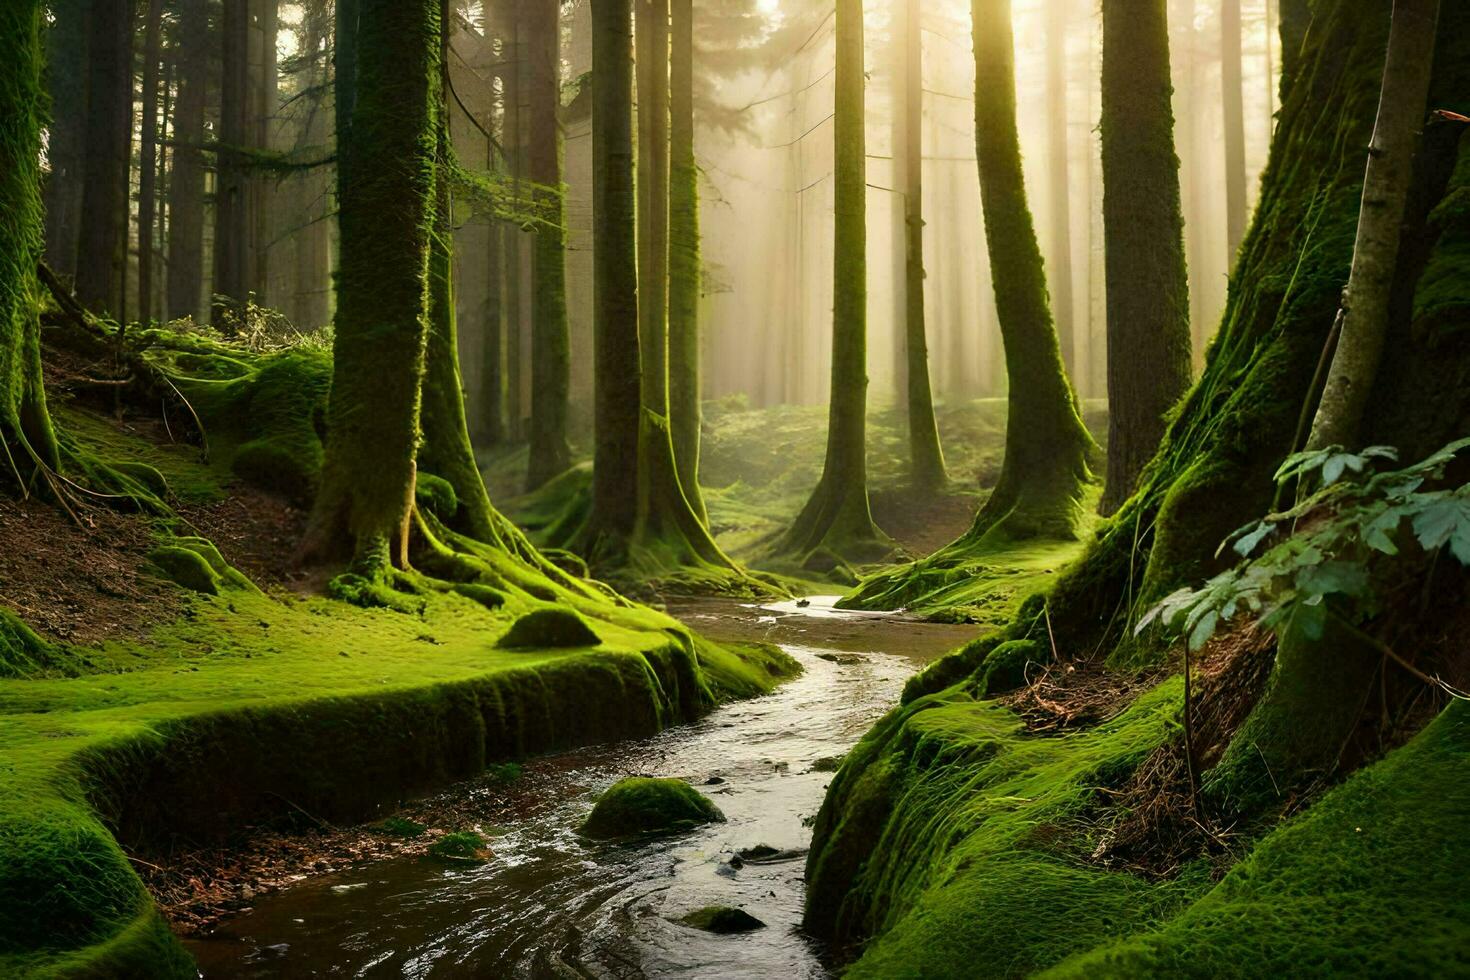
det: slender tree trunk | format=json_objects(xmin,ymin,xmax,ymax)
[
  {"xmin": 302, "ymin": 0, "xmax": 439, "ymax": 569},
  {"xmin": 252, "ymin": 0, "xmax": 280, "ymax": 304},
  {"xmin": 1100, "ymin": 0, "xmax": 1193, "ymax": 515},
  {"xmin": 481, "ymin": 212, "xmax": 506, "ymax": 445},
  {"xmin": 1221, "ymin": 0, "xmax": 1248, "ymax": 263},
  {"xmin": 524, "ymin": 0, "xmax": 572, "ymax": 491},
  {"xmin": 504, "ymin": 24, "xmax": 525, "ymax": 440},
  {"xmin": 167, "ymin": 0, "xmax": 209, "ymax": 322},
  {"xmin": 215, "ymin": 0, "xmax": 251, "ymax": 323},
  {"xmin": 289, "ymin": 8, "xmax": 332, "ymax": 330},
  {"xmin": 967, "ymin": 0, "xmax": 1095, "ymax": 542},
  {"xmin": 899, "ymin": 0, "xmax": 947, "ymax": 489},
  {"xmin": 138, "ymin": 0, "xmax": 166, "ymax": 324},
  {"xmin": 667, "ymin": 0, "xmax": 708, "ymax": 522},
  {"xmin": 1, "ymin": 1, "xmax": 61, "ymax": 483},
  {"xmin": 587, "ymin": 0, "xmax": 642, "ymax": 542},
  {"xmin": 636, "ymin": 0, "xmax": 671, "ymax": 415},
  {"xmin": 42, "ymin": 0, "xmax": 89, "ymax": 282},
  {"xmin": 74, "ymin": 0, "xmax": 133, "ymax": 316},
  {"xmin": 1046, "ymin": 0, "xmax": 1076, "ymax": 383},
  {"xmin": 1308, "ymin": 0, "xmax": 1441, "ymax": 451},
  {"xmin": 778, "ymin": 0, "xmax": 888, "ymax": 564}
]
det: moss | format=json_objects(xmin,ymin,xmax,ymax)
[
  {"xmin": 497, "ymin": 608, "xmax": 602, "ymax": 649},
  {"xmin": 373, "ymin": 816, "xmax": 426, "ymax": 839},
  {"xmin": 976, "ymin": 638, "xmax": 1044, "ymax": 696},
  {"xmin": 147, "ymin": 536, "xmax": 258, "ymax": 596},
  {"xmin": 677, "ymin": 905, "xmax": 765, "ymax": 934},
  {"xmin": 414, "ymin": 472, "xmax": 458, "ymax": 520},
  {"xmin": 230, "ymin": 438, "xmax": 316, "ymax": 502},
  {"xmin": 0, "ymin": 609, "xmax": 64, "ymax": 679},
  {"xmin": 580, "ymin": 777, "xmax": 725, "ymax": 839},
  {"xmin": 427, "ymin": 830, "xmax": 489, "ymax": 863},
  {"xmin": 108, "ymin": 461, "xmax": 169, "ymax": 499}
]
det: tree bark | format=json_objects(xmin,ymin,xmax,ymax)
[
  {"xmin": 215, "ymin": 0, "xmax": 251, "ymax": 323},
  {"xmin": 524, "ymin": 0, "xmax": 572, "ymax": 491},
  {"xmin": 1308, "ymin": 0, "xmax": 1441, "ymax": 451},
  {"xmin": 503, "ymin": 22, "xmax": 525, "ymax": 440},
  {"xmin": 778, "ymin": 0, "xmax": 889, "ymax": 564},
  {"xmin": 167, "ymin": 0, "xmax": 210, "ymax": 322},
  {"xmin": 74, "ymin": 0, "xmax": 133, "ymax": 317},
  {"xmin": 302, "ymin": 0, "xmax": 439, "ymax": 569},
  {"xmin": 1, "ymin": 1, "xmax": 61, "ymax": 484},
  {"xmin": 1221, "ymin": 0, "xmax": 1248, "ymax": 263},
  {"xmin": 251, "ymin": 0, "xmax": 280, "ymax": 304},
  {"xmin": 966, "ymin": 0, "xmax": 1095, "ymax": 542},
  {"xmin": 1100, "ymin": 0, "xmax": 1193, "ymax": 515},
  {"xmin": 138, "ymin": 0, "xmax": 166, "ymax": 324},
  {"xmin": 636, "ymin": 0, "xmax": 671, "ymax": 415},
  {"xmin": 667, "ymin": 0, "xmax": 708, "ymax": 522},
  {"xmin": 42, "ymin": 0, "xmax": 89, "ymax": 282},
  {"xmin": 898, "ymin": 0, "xmax": 947, "ymax": 489},
  {"xmin": 587, "ymin": 0, "xmax": 642, "ymax": 542}
]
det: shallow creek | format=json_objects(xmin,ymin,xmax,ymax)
[{"xmin": 186, "ymin": 597, "xmax": 975, "ymax": 978}]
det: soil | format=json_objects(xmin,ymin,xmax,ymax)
[
  {"xmin": 869, "ymin": 485, "xmax": 984, "ymax": 557},
  {"xmin": 178, "ymin": 488, "xmax": 308, "ymax": 591}
]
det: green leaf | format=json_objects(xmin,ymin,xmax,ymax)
[
  {"xmin": 1293, "ymin": 602, "xmax": 1327, "ymax": 642},
  {"xmin": 1411, "ymin": 497, "xmax": 1470, "ymax": 552},
  {"xmin": 1188, "ymin": 609, "xmax": 1219, "ymax": 652},
  {"xmin": 1296, "ymin": 560, "xmax": 1370, "ymax": 600},
  {"xmin": 1232, "ymin": 520, "xmax": 1275, "ymax": 558}
]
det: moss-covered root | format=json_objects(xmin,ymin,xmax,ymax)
[{"xmin": 580, "ymin": 777, "xmax": 725, "ymax": 839}]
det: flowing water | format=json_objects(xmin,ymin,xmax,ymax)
[{"xmin": 186, "ymin": 598, "xmax": 975, "ymax": 979}]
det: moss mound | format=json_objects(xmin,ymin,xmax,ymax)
[
  {"xmin": 427, "ymin": 831, "xmax": 490, "ymax": 864},
  {"xmin": 147, "ymin": 536, "xmax": 258, "ymax": 596},
  {"xmin": 580, "ymin": 777, "xmax": 725, "ymax": 839},
  {"xmin": 497, "ymin": 608, "xmax": 602, "ymax": 649},
  {"xmin": 678, "ymin": 905, "xmax": 766, "ymax": 934}
]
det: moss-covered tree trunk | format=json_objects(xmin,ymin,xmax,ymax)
[
  {"xmin": 1, "ymin": 0, "xmax": 60, "ymax": 487},
  {"xmin": 966, "ymin": 0, "xmax": 1094, "ymax": 542},
  {"xmin": 1278, "ymin": 0, "xmax": 1311, "ymax": 100},
  {"xmin": 74, "ymin": 0, "xmax": 132, "ymax": 317},
  {"xmin": 523, "ymin": 0, "xmax": 572, "ymax": 492},
  {"xmin": 586, "ymin": 0, "xmax": 642, "ymax": 547},
  {"xmin": 42, "ymin": 0, "xmax": 88, "ymax": 283},
  {"xmin": 166, "ymin": 0, "xmax": 210, "ymax": 323},
  {"xmin": 1307, "ymin": 0, "xmax": 1441, "ymax": 451},
  {"xmin": 636, "ymin": 0, "xmax": 671, "ymax": 417},
  {"xmin": 1099, "ymin": 0, "xmax": 1193, "ymax": 515},
  {"xmin": 667, "ymin": 0, "xmax": 708, "ymax": 524},
  {"xmin": 301, "ymin": 0, "xmax": 439, "ymax": 571},
  {"xmin": 214, "ymin": 0, "xmax": 251, "ymax": 324},
  {"xmin": 898, "ymin": 0, "xmax": 948, "ymax": 490},
  {"xmin": 1222, "ymin": 0, "xmax": 1248, "ymax": 261},
  {"xmin": 778, "ymin": 0, "xmax": 889, "ymax": 566}
]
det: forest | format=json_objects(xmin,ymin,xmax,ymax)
[{"xmin": 0, "ymin": 0, "xmax": 1466, "ymax": 976}]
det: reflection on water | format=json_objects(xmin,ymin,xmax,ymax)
[{"xmin": 187, "ymin": 599, "xmax": 974, "ymax": 979}]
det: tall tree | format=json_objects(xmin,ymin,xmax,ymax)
[
  {"xmin": 42, "ymin": 0, "xmax": 88, "ymax": 282},
  {"xmin": 301, "ymin": 0, "xmax": 438, "ymax": 569},
  {"xmin": 667, "ymin": 0, "xmax": 708, "ymax": 521},
  {"xmin": 74, "ymin": 0, "xmax": 133, "ymax": 316},
  {"xmin": 895, "ymin": 0, "xmax": 947, "ymax": 489},
  {"xmin": 1308, "ymin": 0, "xmax": 1441, "ymax": 451},
  {"xmin": 251, "ymin": 0, "xmax": 280, "ymax": 303},
  {"xmin": 1099, "ymin": 0, "xmax": 1193, "ymax": 514},
  {"xmin": 524, "ymin": 0, "xmax": 572, "ymax": 491},
  {"xmin": 1279, "ymin": 0, "xmax": 1311, "ymax": 100},
  {"xmin": 215, "ymin": 0, "xmax": 251, "ymax": 322},
  {"xmin": 777, "ymin": 0, "xmax": 889, "ymax": 564},
  {"xmin": 1221, "ymin": 0, "xmax": 1248, "ymax": 261},
  {"xmin": 167, "ymin": 0, "xmax": 210, "ymax": 322},
  {"xmin": 966, "ymin": 0, "xmax": 1094, "ymax": 540},
  {"xmin": 138, "ymin": 0, "xmax": 167, "ymax": 324},
  {"xmin": 1045, "ymin": 0, "xmax": 1076, "ymax": 384},
  {"xmin": 1, "ymin": 0, "xmax": 60, "ymax": 483},
  {"xmin": 503, "ymin": 20, "xmax": 525, "ymax": 440},
  {"xmin": 636, "ymin": 0, "xmax": 671, "ymax": 416}
]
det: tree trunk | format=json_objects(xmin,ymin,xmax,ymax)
[
  {"xmin": 967, "ymin": 0, "xmax": 1095, "ymax": 542},
  {"xmin": 503, "ymin": 24, "xmax": 525, "ymax": 440},
  {"xmin": 587, "ymin": 0, "xmax": 642, "ymax": 543},
  {"xmin": 251, "ymin": 0, "xmax": 279, "ymax": 304},
  {"xmin": 778, "ymin": 0, "xmax": 888, "ymax": 565},
  {"xmin": 42, "ymin": 0, "xmax": 89, "ymax": 282},
  {"xmin": 1, "ymin": 1, "xmax": 61, "ymax": 484},
  {"xmin": 302, "ymin": 0, "xmax": 439, "ymax": 570},
  {"xmin": 167, "ymin": 0, "xmax": 209, "ymax": 322},
  {"xmin": 480, "ymin": 211, "xmax": 506, "ymax": 446},
  {"xmin": 138, "ymin": 0, "xmax": 166, "ymax": 324},
  {"xmin": 74, "ymin": 0, "xmax": 133, "ymax": 317},
  {"xmin": 667, "ymin": 0, "xmax": 708, "ymax": 522},
  {"xmin": 1278, "ymin": 0, "xmax": 1311, "ymax": 102},
  {"xmin": 896, "ymin": 0, "xmax": 947, "ymax": 490},
  {"xmin": 215, "ymin": 0, "xmax": 251, "ymax": 323},
  {"xmin": 1046, "ymin": 0, "xmax": 1076, "ymax": 384},
  {"xmin": 1221, "ymin": 0, "xmax": 1248, "ymax": 263},
  {"xmin": 288, "ymin": 6, "xmax": 332, "ymax": 330},
  {"xmin": 524, "ymin": 0, "xmax": 572, "ymax": 492},
  {"xmin": 1100, "ymin": 0, "xmax": 1193, "ymax": 515},
  {"xmin": 636, "ymin": 0, "xmax": 671, "ymax": 416},
  {"xmin": 1307, "ymin": 0, "xmax": 1441, "ymax": 451}
]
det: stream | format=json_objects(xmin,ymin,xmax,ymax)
[{"xmin": 185, "ymin": 597, "xmax": 975, "ymax": 978}]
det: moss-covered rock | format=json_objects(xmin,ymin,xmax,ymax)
[
  {"xmin": 677, "ymin": 905, "xmax": 766, "ymax": 934},
  {"xmin": 427, "ymin": 831, "xmax": 490, "ymax": 864},
  {"xmin": 580, "ymin": 777, "xmax": 725, "ymax": 838},
  {"xmin": 497, "ymin": 608, "xmax": 601, "ymax": 649},
  {"xmin": 231, "ymin": 437, "xmax": 317, "ymax": 503}
]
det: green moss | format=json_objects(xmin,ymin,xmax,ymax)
[
  {"xmin": 0, "ymin": 609, "xmax": 65, "ymax": 680},
  {"xmin": 414, "ymin": 472, "xmax": 458, "ymax": 521},
  {"xmin": 108, "ymin": 461, "xmax": 169, "ymax": 499},
  {"xmin": 580, "ymin": 777, "xmax": 725, "ymax": 838},
  {"xmin": 677, "ymin": 905, "xmax": 765, "ymax": 934},
  {"xmin": 427, "ymin": 830, "xmax": 489, "ymax": 863},
  {"xmin": 975, "ymin": 638, "xmax": 1044, "ymax": 696},
  {"xmin": 373, "ymin": 816, "xmax": 426, "ymax": 838},
  {"xmin": 498, "ymin": 608, "xmax": 602, "ymax": 649},
  {"xmin": 147, "ymin": 536, "xmax": 258, "ymax": 596}
]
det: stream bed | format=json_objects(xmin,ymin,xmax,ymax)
[{"xmin": 185, "ymin": 597, "xmax": 975, "ymax": 978}]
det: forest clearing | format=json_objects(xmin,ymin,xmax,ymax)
[{"xmin": 2, "ymin": 0, "xmax": 1468, "ymax": 977}]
